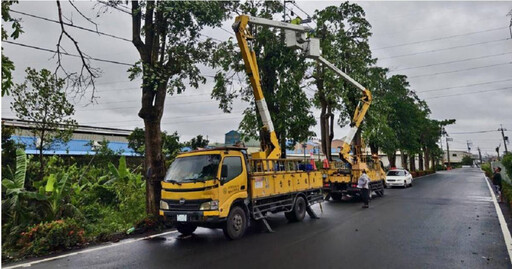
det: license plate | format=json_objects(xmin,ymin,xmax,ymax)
[{"xmin": 177, "ymin": 214, "xmax": 187, "ymax": 222}]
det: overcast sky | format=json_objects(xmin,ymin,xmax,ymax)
[{"xmin": 1, "ymin": 1, "xmax": 511, "ymax": 156}]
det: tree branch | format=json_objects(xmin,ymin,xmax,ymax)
[
  {"xmin": 55, "ymin": 0, "xmax": 99, "ymax": 100},
  {"xmin": 68, "ymin": 0, "xmax": 98, "ymax": 32},
  {"xmin": 131, "ymin": 0, "xmax": 145, "ymax": 57}
]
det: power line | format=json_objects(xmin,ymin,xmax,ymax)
[
  {"xmin": 219, "ymin": 27, "xmax": 235, "ymax": 36},
  {"xmin": 451, "ymin": 130, "xmax": 498, "ymax": 134},
  {"xmin": 379, "ymin": 38, "xmax": 511, "ymax": 60},
  {"xmin": 98, "ymin": 1, "xmax": 132, "ymax": 15},
  {"xmin": 80, "ymin": 110, "xmax": 244, "ymax": 125},
  {"xmin": 373, "ymin": 26, "xmax": 508, "ymax": 50},
  {"xmin": 409, "ymin": 62, "xmax": 511, "ymax": 79},
  {"xmin": 425, "ymin": 87, "xmax": 512, "ymax": 100},
  {"xmin": 76, "ymin": 99, "xmax": 220, "ymax": 112},
  {"xmin": 3, "ymin": 40, "xmax": 133, "ymax": 66},
  {"xmin": 108, "ymin": 115, "xmax": 245, "ymax": 128},
  {"xmin": 10, "ymin": 9, "xmax": 131, "ymax": 42},
  {"xmin": 391, "ymin": 51, "xmax": 512, "ymax": 72},
  {"xmin": 417, "ymin": 78, "xmax": 512, "ymax": 94}
]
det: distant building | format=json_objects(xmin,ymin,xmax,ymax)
[
  {"xmin": 443, "ymin": 150, "xmax": 472, "ymax": 164},
  {"xmin": 225, "ymin": 130, "xmax": 241, "ymax": 145},
  {"xmin": 2, "ymin": 118, "xmax": 137, "ymax": 156}
]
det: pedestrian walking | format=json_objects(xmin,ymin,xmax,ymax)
[
  {"xmin": 492, "ymin": 167, "xmax": 503, "ymax": 203},
  {"xmin": 358, "ymin": 169, "xmax": 370, "ymax": 208}
]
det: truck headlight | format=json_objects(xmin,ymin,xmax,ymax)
[
  {"xmin": 160, "ymin": 200, "xmax": 169, "ymax": 210},
  {"xmin": 200, "ymin": 200, "xmax": 219, "ymax": 211}
]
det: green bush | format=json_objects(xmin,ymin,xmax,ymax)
[
  {"xmin": 461, "ymin": 155, "xmax": 473, "ymax": 165},
  {"xmin": 502, "ymin": 153, "xmax": 512, "ymax": 179},
  {"xmin": 435, "ymin": 164, "xmax": 446, "ymax": 171},
  {"xmin": 2, "ymin": 153, "xmax": 148, "ymax": 260},
  {"xmin": 501, "ymin": 181, "xmax": 512, "ymax": 205},
  {"xmin": 481, "ymin": 163, "xmax": 493, "ymax": 178},
  {"xmin": 17, "ymin": 219, "xmax": 85, "ymax": 256}
]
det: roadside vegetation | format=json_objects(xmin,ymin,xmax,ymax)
[{"xmin": 1, "ymin": 146, "xmax": 147, "ymax": 261}]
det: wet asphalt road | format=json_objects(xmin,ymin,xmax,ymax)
[{"xmin": 10, "ymin": 168, "xmax": 511, "ymax": 269}]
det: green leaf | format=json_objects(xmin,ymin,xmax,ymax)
[
  {"xmin": 2, "ymin": 179, "xmax": 15, "ymax": 189},
  {"xmin": 56, "ymin": 172, "xmax": 70, "ymax": 198},
  {"xmin": 45, "ymin": 174, "xmax": 56, "ymax": 192},
  {"xmin": 13, "ymin": 148, "xmax": 26, "ymax": 189},
  {"xmin": 108, "ymin": 162, "xmax": 120, "ymax": 179},
  {"xmin": 118, "ymin": 156, "xmax": 128, "ymax": 179}
]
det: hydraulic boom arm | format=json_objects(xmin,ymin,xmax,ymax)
[
  {"xmin": 232, "ymin": 15, "xmax": 372, "ymax": 164},
  {"xmin": 315, "ymin": 57, "xmax": 372, "ymax": 165},
  {"xmin": 232, "ymin": 15, "xmax": 286, "ymax": 159}
]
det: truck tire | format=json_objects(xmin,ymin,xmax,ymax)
[
  {"xmin": 176, "ymin": 223, "xmax": 197, "ymax": 236},
  {"xmin": 223, "ymin": 206, "xmax": 247, "ymax": 240},
  {"xmin": 291, "ymin": 196, "xmax": 307, "ymax": 221}
]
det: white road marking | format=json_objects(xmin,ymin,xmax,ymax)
[
  {"xmin": 3, "ymin": 230, "xmax": 179, "ymax": 269},
  {"xmin": 484, "ymin": 175, "xmax": 512, "ymax": 264}
]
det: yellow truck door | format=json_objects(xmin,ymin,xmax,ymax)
[{"xmin": 218, "ymin": 153, "xmax": 248, "ymax": 218}]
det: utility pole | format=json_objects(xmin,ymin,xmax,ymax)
[
  {"xmin": 478, "ymin": 147, "xmax": 482, "ymax": 164},
  {"xmin": 440, "ymin": 127, "xmax": 446, "ymax": 164},
  {"xmin": 496, "ymin": 144, "xmax": 501, "ymax": 161},
  {"xmin": 466, "ymin": 140, "xmax": 472, "ymax": 153},
  {"xmin": 446, "ymin": 137, "xmax": 452, "ymax": 169},
  {"xmin": 499, "ymin": 124, "xmax": 508, "ymax": 153}
]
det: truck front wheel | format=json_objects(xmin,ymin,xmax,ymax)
[
  {"xmin": 223, "ymin": 206, "xmax": 247, "ymax": 240},
  {"xmin": 176, "ymin": 223, "xmax": 197, "ymax": 236}
]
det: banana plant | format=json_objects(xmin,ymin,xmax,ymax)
[
  {"xmin": 43, "ymin": 171, "xmax": 82, "ymax": 220},
  {"xmin": 2, "ymin": 149, "xmax": 46, "ymax": 226},
  {"xmin": 105, "ymin": 156, "xmax": 143, "ymax": 187}
]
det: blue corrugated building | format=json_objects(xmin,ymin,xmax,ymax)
[{"xmin": 3, "ymin": 118, "xmax": 137, "ymax": 156}]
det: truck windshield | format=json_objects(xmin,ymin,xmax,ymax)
[{"xmin": 164, "ymin": 154, "xmax": 221, "ymax": 183}]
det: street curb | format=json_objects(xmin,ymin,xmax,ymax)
[
  {"xmin": 483, "ymin": 174, "xmax": 512, "ymax": 265},
  {"xmin": 3, "ymin": 230, "xmax": 179, "ymax": 269},
  {"xmin": 412, "ymin": 172, "xmax": 437, "ymax": 180}
]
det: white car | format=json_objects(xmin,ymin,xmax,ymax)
[{"xmin": 385, "ymin": 169, "xmax": 413, "ymax": 188}]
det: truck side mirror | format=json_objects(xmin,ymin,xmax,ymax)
[{"xmin": 221, "ymin": 165, "xmax": 228, "ymax": 179}]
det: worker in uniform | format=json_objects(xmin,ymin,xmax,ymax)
[
  {"xmin": 357, "ymin": 169, "xmax": 370, "ymax": 208},
  {"xmin": 290, "ymin": 16, "xmax": 302, "ymax": 25}
]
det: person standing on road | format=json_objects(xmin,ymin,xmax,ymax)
[
  {"xmin": 492, "ymin": 167, "xmax": 503, "ymax": 203},
  {"xmin": 358, "ymin": 170, "xmax": 370, "ymax": 208}
]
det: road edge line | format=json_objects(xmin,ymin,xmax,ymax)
[
  {"xmin": 484, "ymin": 175, "xmax": 512, "ymax": 264},
  {"xmin": 3, "ymin": 230, "xmax": 179, "ymax": 269}
]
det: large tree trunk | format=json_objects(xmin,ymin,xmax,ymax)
[
  {"xmin": 369, "ymin": 143, "xmax": 379, "ymax": 156},
  {"xmin": 327, "ymin": 105, "xmax": 334, "ymax": 161},
  {"xmin": 320, "ymin": 102, "xmax": 330, "ymax": 160},
  {"xmin": 424, "ymin": 146, "xmax": 430, "ymax": 170},
  {"xmin": 431, "ymin": 152, "xmax": 437, "ymax": 172},
  {"xmin": 143, "ymin": 119, "xmax": 165, "ymax": 216},
  {"xmin": 387, "ymin": 152, "xmax": 396, "ymax": 168},
  {"xmin": 409, "ymin": 155, "xmax": 416, "ymax": 171},
  {"xmin": 132, "ymin": 1, "xmax": 169, "ymax": 216},
  {"xmin": 354, "ymin": 129, "xmax": 363, "ymax": 163},
  {"xmin": 401, "ymin": 152, "xmax": 408, "ymax": 169},
  {"xmin": 418, "ymin": 151, "xmax": 424, "ymax": 171}
]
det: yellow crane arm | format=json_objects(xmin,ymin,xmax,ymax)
[
  {"xmin": 314, "ymin": 57, "xmax": 372, "ymax": 165},
  {"xmin": 232, "ymin": 15, "xmax": 281, "ymax": 159}
]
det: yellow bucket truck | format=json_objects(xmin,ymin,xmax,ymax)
[{"xmin": 159, "ymin": 15, "xmax": 324, "ymax": 240}]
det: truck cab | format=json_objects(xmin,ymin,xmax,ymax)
[{"xmin": 160, "ymin": 147, "xmax": 250, "ymax": 238}]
